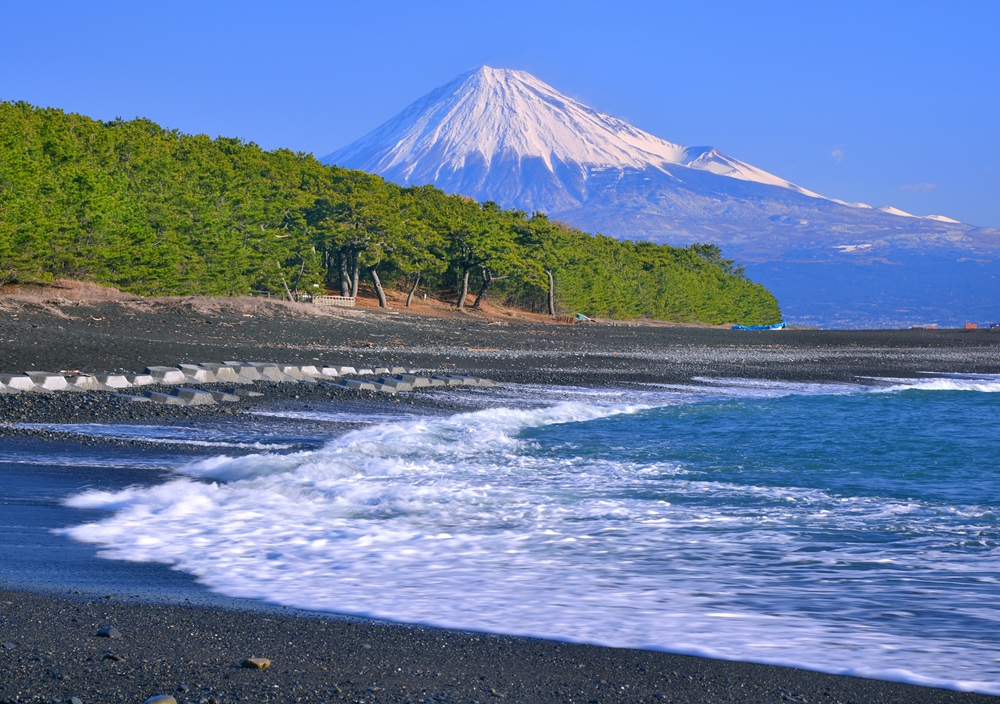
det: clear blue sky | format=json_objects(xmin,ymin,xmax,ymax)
[{"xmin": 3, "ymin": 1, "xmax": 998, "ymax": 227}]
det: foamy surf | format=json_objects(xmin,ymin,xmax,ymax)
[
  {"xmin": 865, "ymin": 373, "xmax": 1000, "ymax": 393},
  {"xmin": 60, "ymin": 382, "xmax": 1000, "ymax": 695}
]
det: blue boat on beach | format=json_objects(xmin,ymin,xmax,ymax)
[{"xmin": 731, "ymin": 321, "xmax": 787, "ymax": 330}]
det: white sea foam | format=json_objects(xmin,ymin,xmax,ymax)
[
  {"xmin": 59, "ymin": 386, "xmax": 1000, "ymax": 695},
  {"xmin": 865, "ymin": 373, "xmax": 1000, "ymax": 393},
  {"xmin": 690, "ymin": 377, "xmax": 869, "ymax": 396},
  {"xmin": 656, "ymin": 374, "xmax": 1000, "ymax": 397},
  {"xmin": 248, "ymin": 410, "xmax": 426, "ymax": 423}
]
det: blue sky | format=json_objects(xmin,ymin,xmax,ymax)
[{"xmin": 3, "ymin": 1, "xmax": 998, "ymax": 226}]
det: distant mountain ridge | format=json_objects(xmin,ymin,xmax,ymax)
[{"xmin": 325, "ymin": 67, "xmax": 999, "ymax": 328}]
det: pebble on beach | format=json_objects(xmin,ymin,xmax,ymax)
[
  {"xmin": 94, "ymin": 626, "xmax": 121, "ymax": 639},
  {"xmin": 241, "ymin": 656, "xmax": 271, "ymax": 669}
]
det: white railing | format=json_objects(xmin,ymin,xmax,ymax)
[{"xmin": 313, "ymin": 295, "xmax": 356, "ymax": 308}]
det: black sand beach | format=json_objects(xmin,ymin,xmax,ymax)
[{"xmin": 2, "ymin": 290, "xmax": 1000, "ymax": 703}]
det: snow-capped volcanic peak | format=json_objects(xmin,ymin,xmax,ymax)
[
  {"xmin": 326, "ymin": 66, "xmax": 814, "ymax": 195},
  {"xmin": 324, "ymin": 66, "xmax": 958, "ymax": 222},
  {"xmin": 332, "ymin": 67, "xmax": 678, "ymax": 171}
]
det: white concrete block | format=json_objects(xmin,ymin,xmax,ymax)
[
  {"xmin": 206, "ymin": 390, "xmax": 240, "ymax": 402},
  {"xmin": 432, "ymin": 375, "xmax": 465, "ymax": 386},
  {"xmin": 144, "ymin": 366, "xmax": 187, "ymax": 384},
  {"xmin": 277, "ymin": 365, "xmax": 307, "ymax": 380},
  {"xmin": 95, "ymin": 374, "xmax": 132, "ymax": 389},
  {"xmin": 197, "ymin": 364, "xmax": 244, "ymax": 384},
  {"xmin": 396, "ymin": 374, "xmax": 432, "ymax": 388},
  {"xmin": 0, "ymin": 374, "xmax": 37, "ymax": 392},
  {"xmin": 65, "ymin": 375, "xmax": 103, "ymax": 391},
  {"xmin": 25, "ymin": 372, "xmax": 69, "ymax": 391},
  {"xmin": 247, "ymin": 363, "xmax": 294, "ymax": 382},
  {"xmin": 178, "ymin": 364, "xmax": 218, "ymax": 383},
  {"xmin": 144, "ymin": 391, "xmax": 188, "ymax": 405},
  {"xmin": 171, "ymin": 387, "xmax": 217, "ymax": 405},
  {"xmin": 222, "ymin": 363, "xmax": 263, "ymax": 381}
]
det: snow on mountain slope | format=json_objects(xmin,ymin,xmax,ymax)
[
  {"xmin": 325, "ymin": 66, "xmax": 820, "ymax": 202},
  {"xmin": 678, "ymin": 146, "xmax": 820, "ymax": 196},
  {"xmin": 878, "ymin": 205, "xmax": 915, "ymax": 217},
  {"xmin": 926, "ymin": 214, "xmax": 961, "ymax": 223}
]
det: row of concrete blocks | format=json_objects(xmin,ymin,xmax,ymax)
[
  {"xmin": 332, "ymin": 374, "xmax": 496, "ymax": 394},
  {"xmin": 0, "ymin": 362, "xmax": 416, "ymax": 395},
  {"xmin": 119, "ymin": 373, "xmax": 496, "ymax": 406},
  {"xmin": 122, "ymin": 373, "xmax": 497, "ymax": 406},
  {"xmin": 0, "ymin": 362, "xmax": 497, "ymax": 405},
  {"xmin": 114, "ymin": 387, "xmax": 245, "ymax": 406}
]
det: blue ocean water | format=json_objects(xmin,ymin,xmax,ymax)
[{"xmin": 41, "ymin": 376, "xmax": 1000, "ymax": 693}]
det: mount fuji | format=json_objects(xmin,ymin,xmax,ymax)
[{"xmin": 324, "ymin": 67, "xmax": 999, "ymax": 328}]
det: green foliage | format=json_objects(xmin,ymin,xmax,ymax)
[{"xmin": 0, "ymin": 101, "xmax": 781, "ymax": 324}]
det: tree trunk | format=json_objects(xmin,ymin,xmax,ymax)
[
  {"xmin": 370, "ymin": 267, "xmax": 388, "ymax": 308},
  {"xmin": 456, "ymin": 268, "xmax": 470, "ymax": 310},
  {"xmin": 276, "ymin": 260, "xmax": 294, "ymax": 302},
  {"xmin": 546, "ymin": 269, "xmax": 556, "ymax": 317},
  {"xmin": 472, "ymin": 268, "xmax": 493, "ymax": 309},
  {"xmin": 292, "ymin": 259, "xmax": 306, "ymax": 291},
  {"xmin": 350, "ymin": 252, "xmax": 360, "ymax": 298},
  {"xmin": 338, "ymin": 253, "xmax": 350, "ymax": 296},
  {"xmin": 406, "ymin": 272, "xmax": 421, "ymax": 307}
]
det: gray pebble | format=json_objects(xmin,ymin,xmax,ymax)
[
  {"xmin": 143, "ymin": 696, "xmax": 177, "ymax": 704},
  {"xmin": 95, "ymin": 626, "xmax": 121, "ymax": 639}
]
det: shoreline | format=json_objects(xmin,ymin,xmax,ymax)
[
  {"xmin": 3, "ymin": 298, "xmax": 1000, "ymax": 702},
  {"xmin": 2, "ymin": 316, "xmax": 999, "ymax": 429},
  {"xmin": 4, "ymin": 585, "xmax": 1000, "ymax": 704}
]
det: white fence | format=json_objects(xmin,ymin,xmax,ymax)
[{"xmin": 312, "ymin": 295, "xmax": 356, "ymax": 308}]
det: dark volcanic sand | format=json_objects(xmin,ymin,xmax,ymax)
[
  {"xmin": 4, "ymin": 588, "xmax": 997, "ymax": 704},
  {"xmin": 2, "ymin": 296, "xmax": 1000, "ymax": 703},
  {"xmin": 3, "ymin": 296, "xmax": 1000, "ymax": 384}
]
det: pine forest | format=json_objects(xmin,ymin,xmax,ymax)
[{"xmin": 0, "ymin": 102, "xmax": 782, "ymax": 325}]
